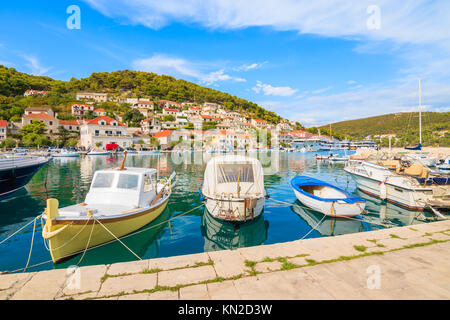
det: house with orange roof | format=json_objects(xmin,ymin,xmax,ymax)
[
  {"xmin": 153, "ymin": 130, "xmax": 176, "ymax": 149},
  {"xmin": 0, "ymin": 120, "xmax": 7, "ymax": 142},
  {"xmin": 163, "ymin": 108, "xmax": 179, "ymax": 116},
  {"xmin": 76, "ymin": 92, "xmax": 108, "ymax": 102},
  {"xmin": 71, "ymin": 104, "xmax": 95, "ymax": 118},
  {"xmin": 59, "ymin": 120, "xmax": 81, "ymax": 132},
  {"xmin": 24, "ymin": 107, "xmax": 54, "ymax": 117},
  {"xmin": 290, "ymin": 130, "xmax": 313, "ymax": 139},
  {"xmin": 22, "ymin": 113, "xmax": 59, "ymax": 134},
  {"xmin": 158, "ymin": 100, "xmax": 182, "ymax": 109},
  {"xmin": 140, "ymin": 117, "xmax": 161, "ymax": 135},
  {"xmin": 93, "ymin": 108, "xmax": 107, "ymax": 117},
  {"xmin": 24, "ymin": 89, "xmax": 48, "ymax": 96},
  {"xmin": 134, "ymin": 100, "xmax": 155, "ymax": 110},
  {"xmin": 251, "ymin": 118, "xmax": 267, "ymax": 128},
  {"xmin": 80, "ymin": 116, "xmax": 132, "ymax": 150}
]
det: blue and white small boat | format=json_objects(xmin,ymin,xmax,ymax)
[{"xmin": 291, "ymin": 176, "xmax": 366, "ymax": 217}]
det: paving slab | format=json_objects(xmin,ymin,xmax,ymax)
[
  {"xmin": 97, "ymin": 273, "xmax": 157, "ymax": 297},
  {"xmin": 207, "ymin": 250, "xmax": 247, "ymax": 278},
  {"xmin": 106, "ymin": 260, "xmax": 149, "ymax": 276},
  {"xmin": 62, "ymin": 264, "xmax": 107, "ymax": 296},
  {"xmin": 148, "ymin": 290, "xmax": 179, "ymax": 300},
  {"xmin": 207, "ymin": 281, "xmax": 240, "ymax": 300},
  {"xmin": 179, "ymin": 284, "xmax": 210, "ymax": 299},
  {"xmin": 254, "ymin": 261, "xmax": 282, "ymax": 273},
  {"xmin": 158, "ymin": 265, "xmax": 217, "ymax": 287},
  {"xmin": 10, "ymin": 269, "xmax": 67, "ymax": 300},
  {"xmin": 148, "ymin": 252, "xmax": 210, "ymax": 270}
]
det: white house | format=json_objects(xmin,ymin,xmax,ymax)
[
  {"xmin": 140, "ymin": 117, "xmax": 161, "ymax": 135},
  {"xmin": 80, "ymin": 116, "xmax": 132, "ymax": 150},
  {"xmin": 76, "ymin": 92, "xmax": 108, "ymax": 102}
]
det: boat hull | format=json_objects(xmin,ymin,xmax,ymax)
[
  {"xmin": 293, "ymin": 189, "xmax": 364, "ymax": 217},
  {"xmin": 344, "ymin": 163, "xmax": 441, "ymax": 211},
  {"xmin": 0, "ymin": 158, "xmax": 49, "ymax": 198},
  {"xmin": 204, "ymin": 196, "xmax": 265, "ymax": 222},
  {"xmin": 43, "ymin": 198, "xmax": 169, "ymax": 263}
]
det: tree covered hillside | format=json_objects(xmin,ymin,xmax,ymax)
[
  {"xmin": 0, "ymin": 65, "xmax": 282, "ymax": 124},
  {"xmin": 318, "ymin": 112, "xmax": 450, "ymax": 147}
]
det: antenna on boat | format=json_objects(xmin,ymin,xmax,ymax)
[
  {"xmin": 118, "ymin": 151, "xmax": 128, "ymax": 171},
  {"xmin": 418, "ymin": 77, "xmax": 422, "ymax": 145}
]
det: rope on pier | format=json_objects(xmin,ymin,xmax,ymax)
[{"xmin": 23, "ymin": 217, "xmax": 37, "ymax": 273}]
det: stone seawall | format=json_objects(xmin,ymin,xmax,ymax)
[{"xmin": 1, "ymin": 219, "xmax": 449, "ymax": 300}]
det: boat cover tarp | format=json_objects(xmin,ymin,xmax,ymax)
[
  {"xmin": 415, "ymin": 176, "xmax": 450, "ymax": 185},
  {"xmin": 202, "ymin": 155, "xmax": 265, "ymax": 197},
  {"xmin": 106, "ymin": 143, "xmax": 119, "ymax": 151},
  {"xmin": 405, "ymin": 143, "xmax": 422, "ymax": 150},
  {"xmin": 290, "ymin": 176, "xmax": 364, "ymax": 204}
]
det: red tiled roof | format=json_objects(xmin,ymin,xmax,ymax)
[
  {"xmin": 60, "ymin": 120, "xmax": 80, "ymax": 125},
  {"xmin": 0, "ymin": 120, "xmax": 7, "ymax": 127},
  {"xmin": 164, "ymin": 108, "xmax": 179, "ymax": 112},
  {"xmin": 23, "ymin": 113, "xmax": 57, "ymax": 120},
  {"xmin": 154, "ymin": 130, "xmax": 173, "ymax": 138},
  {"xmin": 94, "ymin": 108, "xmax": 105, "ymax": 112},
  {"xmin": 86, "ymin": 116, "xmax": 126, "ymax": 127},
  {"xmin": 201, "ymin": 114, "xmax": 213, "ymax": 119},
  {"xmin": 252, "ymin": 119, "xmax": 266, "ymax": 123},
  {"xmin": 138, "ymin": 101, "xmax": 154, "ymax": 105},
  {"xmin": 141, "ymin": 117, "xmax": 154, "ymax": 122}
]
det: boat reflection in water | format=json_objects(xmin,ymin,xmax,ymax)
[
  {"xmin": 201, "ymin": 209, "xmax": 269, "ymax": 252},
  {"xmin": 354, "ymin": 189, "xmax": 437, "ymax": 227},
  {"xmin": 55, "ymin": 206, "xmax": 172, "ymax": 269},
  {"xmin": 290, "ymin": 201, "xmax": 372, "ymax": 236}
]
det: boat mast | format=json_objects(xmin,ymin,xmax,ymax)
[{"xmin": 418, "ymin": 77, "xmax": 422, "ymax": 145}]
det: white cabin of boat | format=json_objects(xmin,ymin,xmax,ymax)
[
  {"xmin": 58, "ymin": 167, "xmax": 159, "ymax": 218},
  {"xmin": 202, "ymin": 155, "xmax": 265, "ymax": 200}
]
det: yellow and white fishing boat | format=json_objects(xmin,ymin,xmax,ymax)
[{"xmin": 42, "ymin": 153, "xmax": 176, "ymax": 263}]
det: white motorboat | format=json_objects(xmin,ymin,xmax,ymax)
[
  {"xmin": 87, "ymin": 150, "xmax": 110, "ymax": 156},
  {"xmin": 344, "ymin": 160, "xmax": 450, "ymax": 212},
  {"xmin": 291, "ymin": 176, "xmax": 366, "ymax": 217},
  {"xmin": 201, "ymin": 155, "xmax": 267, "ymax": 222},
  {"xmin": 436, "ymin": 157, "xmax": 450, "ymax": 171},
  {"xmin": 52, "ymin": 149, "xmax": 80, "ymax": 157},
  {"xmin": 405, "ymin": 153, "xmax": 437, "ymax": 167}
]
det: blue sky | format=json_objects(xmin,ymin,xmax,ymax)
[{"xmin": 1, "ymin": 1, "xmax": 450, "ymax": 126}]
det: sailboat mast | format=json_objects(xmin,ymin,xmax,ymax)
[{"xmin": 418, "ymin": 77, "xmax": 422, "ymax": 144}]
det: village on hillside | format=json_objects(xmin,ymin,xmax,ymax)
[{"xmin": 0, "ymin": 89, "xmax": 324, "ymax": 152}]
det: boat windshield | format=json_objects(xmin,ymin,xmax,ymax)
[
  {"xmin": 117, "ymin": 174, "xmax": 139, "ymax": 190},
  {"xmin": 217, "ymin": 164, "xmax": 254, "ymax": 184},
  {"xmin": 92, "ymin": 172, "xmax": 115, "ymax": 188}
]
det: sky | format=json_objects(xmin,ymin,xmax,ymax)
[{"xmin": 1, "ymin": 0, "xmax": 450, "ymax": 127}]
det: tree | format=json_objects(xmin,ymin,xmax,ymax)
[
  {"xmin": 20, "ymin": 121, "xmax": 46, "ymax": 135},
  {"xmin": 123, "ymin": 109, "xmax": 145, "ymax": 127},
  {"xmin": 54, "ymin": 126, "xmax": 70, "ymax": 147},
  {"xmin": 162, "ymin": 115, "xmax": 175, "ymax": 122}
]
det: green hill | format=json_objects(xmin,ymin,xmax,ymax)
[
  {"xmin": 0, "ymin": 65, "xmax": 282, "ymax": 123},
  {"xmin": 317, "ymin": 112, "xmax": 450, "ymax": 147}
]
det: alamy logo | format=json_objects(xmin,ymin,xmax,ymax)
[
  {"xmin": 366, "ymin": 265, "xmax": 381, "ymax": 289},
  {"xmin": 66, "ymin": 5, "xmax": 81, "ymax": 30},
  {"xmin": 66, "ymin": 265, "xmax": 81, "ymax": 289},
  {"xmin": 366, "ymin": 5, "xmax": 381, "ymax": 30}
]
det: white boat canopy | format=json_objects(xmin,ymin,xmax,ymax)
[{"xmin": 202, "ymin": 155, "xmax": 265, "ymax": 198}]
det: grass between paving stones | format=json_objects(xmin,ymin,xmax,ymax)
[
  {"xmin": 353, "ymin": 245, "xmax": 367, "ymax": 252},
  {"xmin": 84, "ymin": 233, "xmax": 450, "ymax": 300},
  {"xmin": 99, "ymin": 259, "xmax": 214, "ymax": 283},
  {"xmin": 390, "ymin": 234, "xmax": 406, "ymax": 240}
]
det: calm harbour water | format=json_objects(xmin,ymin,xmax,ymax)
[{"xmin": 0, "ymin": 151, "xmax": 436, "ymax": 273}]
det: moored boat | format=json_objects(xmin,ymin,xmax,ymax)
[
  {"xmin": 344, "ymin": 160, "xmax": 450, "ymax": 213},
  {"xmin": 42, "ymin": 152, "xmax": 176, "ymax": 263},
  {"xmin": 290, "ymin": 176, "xmax": 366, "ymax": 217},
  {"xmin": 87, "ymin": 150, "xmax": 110, "ymax": 156},
  {"xmin": 0, "ymin": 156, "xmax": 50, "ymax": 198},
  {"xmin": 52, "ymin": 149, "xmax": 80, "ymax": 157},
  {"xmin": 201, "ymin": 155, "xmax": 267, "ymax": 222}
]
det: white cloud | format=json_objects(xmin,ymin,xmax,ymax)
[
  {"xmin": 234, "ymin": 62, "xmax": 267, "ymax": 71},
  {"xmin": 311, "ymin": 86, "xmax": 333, "ymax": 94},
  {"xmin": 347, "ymin": 80, "xmax": 357, "ymax": 85},
  {"xmin": 132, "ymin": 54, "xmax": 246, "ymax": 85},
  {"xmin": 252, "ymin": 81, "xmax": 297, "ymax": 96},
  {"xmin": 22, "ymin": 55, "xmax": 50, "ymax": 75}
]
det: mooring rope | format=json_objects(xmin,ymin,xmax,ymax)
[
  {"xmin": 3, "ymin": 203, "xmax": 205, "ymax": 274},
  {"xmin": 22, "ymin": 217, "xmax": 37, "ymax": 273},
  {"xmin": 0, "ymin": 215, "xmax": 41, "ymax": 246},
  {"xmin": 76, "ymin": 217, "xmax": 96, "ymax": 266},
  {"xmin": 93, "ymin": 216, "xmax": 142, "ymax": 261}
]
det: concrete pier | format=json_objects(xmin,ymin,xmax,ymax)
[{"xmin": 1, "ymin": 219, "xmax": 449, "ymax": 300}]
